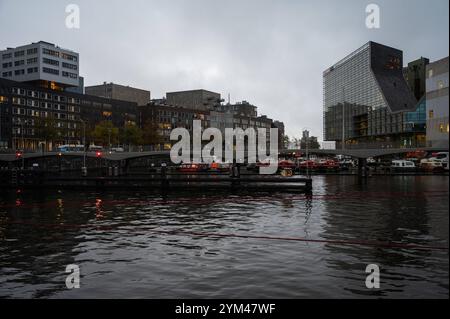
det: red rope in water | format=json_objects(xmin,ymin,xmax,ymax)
[{"xmin": 2, "ymin": 220, "xmax": 448, "ymax": 252}]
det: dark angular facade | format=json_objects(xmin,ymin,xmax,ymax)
[{"xmin": 323, "ymin": 41, "xmax": 425, "ymax": 148}]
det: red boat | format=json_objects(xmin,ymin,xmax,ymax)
[
  {"xmin": 298, "ymin": 160, "xmax": 318, "ymax": 170},
  {"xmin": 178, "ymin": 163, "xmax": 208, "ymax": 173},
  {"xmin": 317, "ymin": 159, "xmax": 340, "ymax": 171},
  {"xmin": 278, "ymin": 160, "xmax": 296, "ymax": 170}
]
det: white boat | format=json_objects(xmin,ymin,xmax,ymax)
[
  {"xmin": 419, "ymin": 158, "xmax": 444, "ymax": 172},
  {"xmin": 391, "ymin": 160, "xmax": 416, "ymax": 171}
]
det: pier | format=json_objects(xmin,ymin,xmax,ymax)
[{"xmin": 0, "ymin": 168, "xmax": 313, "ymax": 193}]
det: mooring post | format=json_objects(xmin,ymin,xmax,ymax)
[
  {"xmin": 305, "ymin": 178, "xmax": 312, "ymax": 191},
  {"xmin": 358, "ymin": 158, "xmax": 368, "ymax": 178},
  {"xmin": 230, "ymin": 163, "xmax": 240, "ymax": 187},
  {"xmin": 161, "ymin": 163, "xmax": 168, "ymax": 189}
]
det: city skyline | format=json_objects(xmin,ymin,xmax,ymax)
[{"xmin": 0, "ymin": 0, "xmax": 449, "ymax": 139}]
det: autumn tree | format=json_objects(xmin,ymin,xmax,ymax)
[
  {"xmin": 142, "ymin": 119, "xmax": 164, "ymax": 150},
  {"xmin": 91, "ymin": 121, "xmax": 119, "ymax": 148},
  {"xmin": 34, "ymin": 117, "xmax": 58, "ymax": 151},
  {"xmin": 120, "ymin": 123, "xmax": 143, "ymax": 151}
]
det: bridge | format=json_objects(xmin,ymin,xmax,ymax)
[
  {"xmin": 0, "ymin": 146, "xmax": 447, "ymax": 163},
  {"xmin": 284, "ymin": 146, "xmax": 448, "ymax": 159},
  {"xmin": 0, "ymin": 150, "xmax": 170, "ymax": 162}
]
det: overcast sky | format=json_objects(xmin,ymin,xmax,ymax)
[{"xmin": 0, "ymin": 0, "xmax": 448, "ymax": 139}]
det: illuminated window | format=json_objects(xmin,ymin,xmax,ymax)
[
  {"xmin": 0, "ymin": 96, "xmax": 7, "ymax": 103},
  {"xmin": 429, "ymin": 110, "xmax": 434, "ymax": 119},
  {"xmin": 102, "ymin": 111, "xmax": 112, "ymax": 117},
  {"xmin": 438, "ymin": 80, "xmax": 445, "ymax": 90},
  {"xmin": 439, "ymin": 124, "xmax": 445, "ymax": 133}
]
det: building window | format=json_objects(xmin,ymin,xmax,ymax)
[
  {"xmin": 429, "ymin": 110, "xmax": 434, "ymax": 119},
  {"xmin": 62, "ymin": 71, "xmax": 77, "ymax": 79},
  {"xmin": 0, "ymin": 96, "xmax": 8, "ymax": 104},
  {"xmin": 42, "ymin": 67, "xmax": 59, "ymax": 75},
  {"xmin": 14, "ymin": 50, "xmax": 25, "ymax": 57},
  {"xmin": 60, "ymin": 53, "xmax": 77, "ymax": 62},
  {"xmin": 428, "ymin": 69, "xmax": 434, "ymax": 78},
  {"xmin": 42, "ymin": 48, "xmax": 60, "ymax": 57},
  {"xmin": 439, "ymin": 124, "xmax": 445, "ymax": 133},
  {"xmin": 14, "ymin": 69, "xmax": 25, "ymax": 76},
  {"xmin": 40, "ymin": 92, "xmax": 52, "ymax": 100},
  {"xmin": 27, "ymin": 67, "xmax": 38, "ymax": 74},
  {"xmin": 2, "ymin": 53, "xmax": 12, "ymax": 59},
  {"xmin": 2, "ymin": 62, "xmax": 12, "ymax": 68},
  {"xmin": 43, "ymin": 58, "xmax": 59, "ymax": 66},
  {"xmin": 62, "ymin": 62, "xmax": 78, "ymax": 70},
  {"xmin": 27, "ymin": 57, "xmax": 38, "ymax": 64},
  {"xmin": 12, "ymin": 88, "xmax": 26, "ymax": 95},
  {"xmin": 27, "ymin": 48, "xmax": 38, "ymax": 55},
  {"xmin": 438, "ymin": 80, "xmax": 445, "ymax": 90},
  {"xmin": 12, "ymin": 97, "xmax": 26, "ymax": 105}
]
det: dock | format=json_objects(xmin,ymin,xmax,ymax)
[{"xmin": 0, "ymin": 169, "xmax": 313, "ymax": 193}]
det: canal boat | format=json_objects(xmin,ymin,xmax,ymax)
[
  {"xmin": 391, "ymin": 160, "xmax": 416, "ymax": 172},
  {"xmin": 298, "ymin": 160, "xmax": 318, "ymax": 171},
  {"xmin": 316, "ymin": 159, "xmax": 340, "ymax": 171},
  {"xmin": 278, "ymin": 160, "xmax": 296, "ymax": 170},
  {"xmin": 420, "ymin": 158, "xmax": 445, "ymax": 172},
  {"xmin": 178, "ymin": 163, "xmax": 209, "ymax": 173}
]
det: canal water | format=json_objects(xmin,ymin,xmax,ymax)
[{"xmin": 0, "ymin": 175, "xmax": 448, "ymax": 298}]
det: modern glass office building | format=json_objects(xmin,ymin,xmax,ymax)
[{"xmin": 323, "ymin": 41, "xmax": 423, "ymax": 148}]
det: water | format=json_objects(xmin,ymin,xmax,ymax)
[{"xmin": 0, "ymin": 175, "xmax": 448, "ymax": 298}]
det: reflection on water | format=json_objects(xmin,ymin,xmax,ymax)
[{"xmin": 0, "ymin": 176, "xmax": 448, "ymax": 298}]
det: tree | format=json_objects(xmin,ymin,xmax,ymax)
[
  {"xmin": 300, "ymin": 136, "xmax": 320, "ymax": 150},
  {"xmin": 142, "ymin": 119, "xmax": 164, "ymax": 150},
  {"xmin": 91, "ymin": 121, "xmax": 119, "ymax": 147},
  {"xmin": 35, "ymin": 117, "xmax": 58, "ymax": 151},
  {"xmin": 293, "ymin": 137, "xmax": 301, "ymax": 149},
  {"xmin": 121, "ymin": 123, "xmax": 143, "ymax": 151},
  {"xmin": 282, "ymin": 135, "xmax": 290, "ymax": 150}
]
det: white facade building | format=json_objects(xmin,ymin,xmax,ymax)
[{"xmin": 0, "ymin": 41, "xmax": 79, "ymax": 88}]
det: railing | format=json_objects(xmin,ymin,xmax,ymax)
[{"xmin": 335, "ymin": 141, "xmax": 427, "ymax": 150}]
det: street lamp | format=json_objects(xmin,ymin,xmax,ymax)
[
  {"xmin": 108, "ymin": 127, "xmax": 111, "ymax": 152},
  {"xmin": 80, "ymin": 119, "xmax": 87, "ymax": 176},
  {"xmin": 21, "ymin": 122, "xmax": 25, "ymax": 169},
  {"xmin": 302, "ymin": 127, "xmax": 312, "ymax": 178},
  {"xmin": 404, "ymin": 121, "xmax": 416, "ymax": 148}
]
